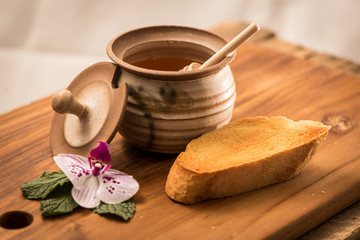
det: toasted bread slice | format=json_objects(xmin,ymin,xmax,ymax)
[{"xmin": 165, "ymin": 116, "xmax": 331, "ymax": 204}]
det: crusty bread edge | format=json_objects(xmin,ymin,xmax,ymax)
[{"xmin": 165, "ymin": 119, "xmax": 331, "ymax": 204}]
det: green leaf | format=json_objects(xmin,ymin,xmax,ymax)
[
  {"xmin": 93, "ymin": 198, "xmax": 136, "ymax": 221},
  {"xmin": 20, "ymin": 171, "xmax": 69, "ymax": 199},
  {"xmin": 40, "ymin": 182, "xmax": 79, "ymax": 216}
]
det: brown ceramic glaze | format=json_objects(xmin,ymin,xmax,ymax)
[
  {"xmin": 107, "ymin": 26, "xmax": 236, "ymax": 153},
  {"xmin": 50, "ymin": 62, "xmax": 128, "ymax": 156}
]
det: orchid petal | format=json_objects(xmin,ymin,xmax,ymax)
[
  {"xmin": 101, "ymin": 164, "xmax": 111, "ymax": 174},
  {"xmin": 87, "ymin": 157, "xmax": 93, "ymax": 169},
  {"xmin": 97, "ymin": 169, "xmax": 139, "ymax": 204},
  {"xmin": 89, "ymin": 141, "xmax": 111, "ymax": 162},
  {"xmin": 71, "ymin": 176, "xmax": 100, "ymax": 208},
  {"xmin": 53, "ymin": 154, "xmax": 91, "ymax": 190}
]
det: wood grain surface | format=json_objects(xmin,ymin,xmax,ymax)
[
  {"xmin": 0, "ymin": 42, "xmax": 359, "ymax": 240},
  {"xmin": 211, "ymin": 22, "xmax": 360, "ymax": 240}
]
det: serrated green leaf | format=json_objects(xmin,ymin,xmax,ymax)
[
  {"xmin": 93, "ymin": 198, "xmax": 136, "ymax": 221},
  {"xmin": 40, "ymin": 182, "xmax": 79, "ymax": 216},
  {"xmin": 20, "ymin": 170, "xmax": 69, "ymax": 199}
]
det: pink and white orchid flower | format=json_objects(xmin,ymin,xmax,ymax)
[{"xmin": 53, "ymin": 141, "xmax": 139, "ymax": 208}]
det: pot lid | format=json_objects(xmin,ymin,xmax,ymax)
[{"xmin": 50, "ymin": 62, "xmax": 127, "ymax": 156}]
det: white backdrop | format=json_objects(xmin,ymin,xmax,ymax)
[{"xmin": 1, "ymin": 0, "xmax": 359, "ymax": 114}]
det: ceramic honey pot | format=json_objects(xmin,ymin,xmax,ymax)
[{"xmin": 51, "ymin": 25, "xmax": 237, "ymax": 154}]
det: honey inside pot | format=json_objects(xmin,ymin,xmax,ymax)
[
  {"xmin": 121, "ymin": 40, "xmax": 213, "ymax": 72},
  {"xmin": 129, "ymin": 57, "xmax": 202, "ymax": 71}
]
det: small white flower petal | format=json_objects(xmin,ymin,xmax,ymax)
[
  {"xmin": 97, "ymin": 169, "xmax": 139, "ymax": 204},
  {"xmin": 53, "ymin": 154, "xmax": 92, "ymax": 190},
  {"xmin": 71, "ymin": 176, "xmax": 100, "ymax": 208}
]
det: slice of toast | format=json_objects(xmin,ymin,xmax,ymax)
[{"xmin": 165, "ymin": 116, "xmax": 331, "ymax": 204}]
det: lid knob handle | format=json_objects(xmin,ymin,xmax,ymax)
[{"xmin": 51, "ymin": 89, "xmax": 88, "ymax": 119}]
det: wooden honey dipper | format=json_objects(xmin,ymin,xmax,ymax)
[{"xmin": 181, "ymin": 23, "xmax": 260, "ymax": 71}]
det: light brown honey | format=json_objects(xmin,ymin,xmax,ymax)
[{"xmin": 130, "ymin": 57, "xmax": 201, "ymax": 71}]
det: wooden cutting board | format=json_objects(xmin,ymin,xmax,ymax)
[{"xmin": 0, "ymin": 43, "xmax": 359, "ymax": 240}]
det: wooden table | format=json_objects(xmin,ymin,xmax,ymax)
[
  {"xmin": 211, "ymin": 22, "xmax": 360, "ymax": 240},
  {"xmin": 0, "ymin": 22, "xmax": 359, "ymax": 239}
]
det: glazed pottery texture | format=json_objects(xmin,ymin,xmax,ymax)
[{"xmin": 107, "ymin": 26, "xmax": 236, "ymax": 153}]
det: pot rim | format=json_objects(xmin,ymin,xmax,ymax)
[{"xmin": 106, "ymin": 25, "xmax": 235, "ymax": 81}]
